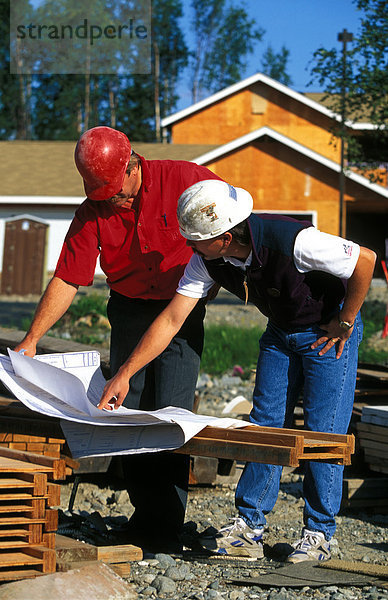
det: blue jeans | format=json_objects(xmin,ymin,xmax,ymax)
[{"xmin": 236, "ymin": 314, "xmax": 363, "ymax": 541}]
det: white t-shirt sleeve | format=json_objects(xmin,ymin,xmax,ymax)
[
  {"xmin": 177, "ymin": 254, "xmax": 215, "ymax": 298},
  {"xmin": 294, "ymin": 227, "xmax": 360, "ymax": 279}
]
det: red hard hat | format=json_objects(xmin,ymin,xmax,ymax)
[{"xmin": 74, "ymin": 126, "xmax": 132, "ymax": 201}]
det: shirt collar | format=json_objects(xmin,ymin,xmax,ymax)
[
  {"xmin": 139, "ymin": 155, "xmax": 151, "ymax": 192},
  {"xmin": 223, "ymin": 251, "xmax": 252, "ymax": 269}
]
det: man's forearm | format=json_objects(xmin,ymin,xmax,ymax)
[
  {"xmin": 340, "ymin": 246, "xmax": 377, "ymax": 324},
  {"xmin": 14, "ymin": 277, "xmax": 79, "ymax": 355}
]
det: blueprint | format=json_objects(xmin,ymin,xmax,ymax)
[{"xmin": 0, "ymin": 349, "xmax": 243, "ymax": 458}]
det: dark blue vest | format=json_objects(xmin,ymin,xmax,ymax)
[{"xmin": 203, "ymin": 214, "xmax": 346, "ymax": 330}]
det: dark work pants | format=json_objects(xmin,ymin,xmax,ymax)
[{"xmin": 107, "ymin": 292, "xmax": 205, "ymax": 551}]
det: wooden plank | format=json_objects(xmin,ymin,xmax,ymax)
[
  {"xmin": 343, "ymin": 477, "xmax": 388, "ymax": 500},
  {"xmin": 8, "ymin": 443, "xmax": 27, "ymax": 450},
  {"xmin": 61, "ymin": 453, "xmax": 81, "ymax": 471},
  {"xmin": 0, "ymin": 514, "xmax": 57, "ymax": 529},
  {"xmin": 56, "ymin": 559, "xmax": 102, "ymax": 573},
  {"xmin": 357, "ymin": 431, "xmax": 387, "ymax": 444},
  {"xmin": 47, "ymin": 482, "xmax": 61, "ymax": 507},
  {"xmin": 24, "ymin": 546, "xmax": 56, "ymax": 573},
  {"xmin": 96, "ymin": 544, "xmax": 143, "ymax": 563},
  {"xmin": 0, "ymin": 524, "xmax": 42, "ymax": 544},
  {"xmin": 194, "ymin": 426, "xmax": 303, "ymax": 451},
  {"xmin": 0, "ymin": 532, "xmax": 55, "ymax": 550},
  {"xmin": 43, "ymin": 509, "xmax": 58, "ymax": 532},
  {"xmin": 110, "ymin": 562, "xmax": 132, "ymax": 577},
  {"xmin": 0, "ymin": 447, "xmax": 66, "ymax": 480},
  {"xmin": 42, "ymin": 532, "xmax": 55, "ymax": 549},
  {"xmin": 0, "ymin": 547, "xmax": 55, "ymax": 575},
  {"xmin": 0, "ymin": 456, "xmax": 54, "ymax": 475},
  {"xmin": 0, "ymin": 492, "xmax": 49, "ymax": 501},
  {"xmin": 0, "ymin": 473, "xmax": 47, "ymax": 496},
  {"xmin": 0, "ymin": 551, "xmax": 42, "ymax": 567},
  {"xmin": 55, "ymin": 534, "xmax": 98, "ymax": 562},
  {"xmin": 26, "ymin": 443, "xmax": 61, "ymax": 454},
  {"xmin": 357, "ymin": 422, "xmax": 388, "ymax": 436},
  {"xmin": 359, "ymin": 438, "xmax": 388, "ymax": 450},
  {"xmin": 180, "ymin": 425, "xmax": 354, "ymax": 466},
  {"xmin": 176, "ymin": 437, "xmax": 299, "ymax": 467},
  {"xmin": 0, "ymin": 568, "xmax": 43, "ymax": 581},
  {"xmin": 364, "ymin": 454, "xmax": 388, "ymax": 466},
  {"xmin": 48, "ymin": 437, "xmax": 66, "ymax": 444},
  {"xmin": 243, "ymin": 424, "xmax": 353, "ymax": 445},
  {"xmin": 12, "ymin": 434, "xmax": 47, "ymax": 443}
]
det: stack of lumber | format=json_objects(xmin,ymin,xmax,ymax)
[
  {"xmin": 0, "ymin": 446, "xmax": 66, "ymax": 582},
  {"xmin": 0, "ymin": 396, "xmax": 66, "ymax": 459},
  {"xmin": 357, "ymin": 405, "xmax": 388, "ymax": 475},
  {"xmin": 0, "ymin": 431, "xmax": 66, "ymax": 459},
  {"xmin": 342, "ymin": 476, "xmax": 388, "ymax": 509},
  {"xmin": 353, "ymin": 364, "xmax": 388, "ymax": 419}
]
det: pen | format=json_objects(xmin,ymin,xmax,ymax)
[{"xmin": 162, "ymin": 213, "xmax": 167, "ymax": 227}]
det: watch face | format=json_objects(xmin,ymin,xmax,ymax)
[{"xmin": 339, "ymin": 320, "xmax": 352, "ymax": 330}]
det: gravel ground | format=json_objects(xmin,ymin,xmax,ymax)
[
  {"xmin": 57, "ymin": 367, "xmax": 388, "ymax": 600},
  {"xmin": 58, "ymin": 464, "xmax": 388, "ymax": 600}
]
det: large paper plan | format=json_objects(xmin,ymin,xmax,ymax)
[{"xmin": 0, "ymin": 349, "xmax": 242, "ymax": 458}]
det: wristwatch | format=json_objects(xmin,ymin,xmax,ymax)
[{"xmin": 338, "ymin": 317, "xmax": 354, "ymax": 330}]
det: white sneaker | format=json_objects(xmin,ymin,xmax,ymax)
[
  {"xmin": 200, "ymin": 517, "xmax": 264, "ymax": 559},
  {"xmin": 287, "ymin": 528, "xmax": 331, "ymax": 563}
]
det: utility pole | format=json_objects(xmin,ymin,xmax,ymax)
[{"xmin": 337, "ymin": 28, "xmax": 353, "ymax": 238}]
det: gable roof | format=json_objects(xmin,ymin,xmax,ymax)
[
  {"xmin": 0, "ymin": 141, "xmax": 218, "ymax": 196},
  {"xmin": 192, "ymin": 126, "xmax": 388, "ymax": 199},
  {"xmin": 161, "ymin": 72, "xmax": 374, "ymax": 130}
]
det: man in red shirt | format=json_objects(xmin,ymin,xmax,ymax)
[{"xmin": 15, "ymin": 126, "xmax": 221, "ymax": 554}]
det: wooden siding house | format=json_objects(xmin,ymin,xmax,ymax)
[
  {"xmin": 0, "ymin": 142, "xmax": 218, "ymax": 292},
  {"xmin": 161, "ymin": 73, "xmax": 388, "ymax": 267}
]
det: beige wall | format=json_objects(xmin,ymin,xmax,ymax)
[
  {"xmin": 172, "ymin": 83, "xmax": 340, "ymax": 163},
  {"xmin": 201, "ymin": 142, "xmax": 367, "ymax": 236}
]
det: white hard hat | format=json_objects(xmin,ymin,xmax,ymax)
[{"xmin": 177, "ymin": 180, "xmax": 253, "ymax": 241}]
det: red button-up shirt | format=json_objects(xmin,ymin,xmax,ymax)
[{"xmin": 55, "ymin": 157, "xmax": 221, "ymax": 299}]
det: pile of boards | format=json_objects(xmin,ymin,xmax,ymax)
[
  {"xmin": 357, "ymin": 406, "xmax": 388, "ymax": 475},
  {"xmin": 0, "ymin": 446, "xmax": 65, "ymax": 582},
  {"xmin": 0, "ymin": 396, "xmax": 66, "ymax": 459}
]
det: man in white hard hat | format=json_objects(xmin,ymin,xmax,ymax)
[
  {"xmin": 14, "ymin": 127, "xmax": 223, "ymax": 554},
  {"xmin": 99, "ymin": 179, "xmax": 376, "ymax": 562}
]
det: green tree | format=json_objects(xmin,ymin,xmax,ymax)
[
  {"xmin": 0, "ymin": 0, "xmax": 35, "ymax": 139},
  {"xmin": 152, "ymin": 0, "xmax": 189, "ymax": 140},
  {"xmin": 261, "ymin": 45, "xmax": 292, "ymax": 86},
  {"xmin": 0, "ymin": 0, "xmax": 188, "ymax": 140},
  {"xmin": 309, "ymin": 0, "xmax": 388, "ymax": 168},
  {"xmin": 190, "ymin": 0, "xmax": 264, "ymax": 102}
]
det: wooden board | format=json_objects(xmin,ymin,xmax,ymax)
[
  {"xmin": 176, "ymin": 425, "xmax": 354, "ymax": 467},
  {"xmin": 55, "ymin": 535, "xmax": 142, "ymax": 571},
  {"xmin": 0, "ymin": 447, "xmax": 66, "ymax": 480},
  {"xmin": 96, "ymin": 544, "xmax": 143, "ymax": 563},
  {"xmin": 361, "ymin": 406, "xmax": 388, "ymax": 427},
  {"xmin": 0, "ymin": 473, "xmax": 47, "ymax": 496},
  {"xmin": 342, "ymin": 477, "xmax": 388, "ymax": 508}
]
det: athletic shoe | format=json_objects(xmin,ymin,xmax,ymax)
[
  {"xmin": 286, "ymin": 528, "xmax": 331, "ymax": 563},
  {"xmin": 200, "ymin": 517, "xmax": 264, "ymax": 559}
]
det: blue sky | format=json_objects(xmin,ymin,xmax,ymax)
[
  {"xmin": 28, "ymin": 0, "xmax": 365, "ymax": 110},
  {"xmin": 177, "ymin": 0, "xmax": 364, "ymax": 109}
]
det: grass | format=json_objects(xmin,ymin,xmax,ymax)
[
  {"xmin": 201, "ymin": 324, "xmax": 262, "ymax": 375},
  {"xmin": 19, "ymin": 291, "xmax": 388, "ymax": 374}
]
